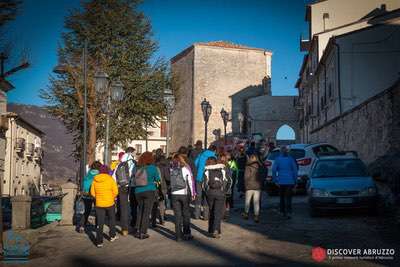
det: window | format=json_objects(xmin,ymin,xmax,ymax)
[
  {"xmin": 135, "ymin": 144, "xmax": 142, "ymax": 154},
  {"xmin": 289, "ymin": 149, "xmax": 306, "ymax": 159},
  {"xmin": 160, "ymin": 121, "xmax": 167, "ymax": 138}
]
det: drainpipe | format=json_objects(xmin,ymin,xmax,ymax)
[{"xmin": 332, "ymin": 41, "xmax": 343, "ymax": 115}]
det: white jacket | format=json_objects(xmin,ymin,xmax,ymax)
[{"xmin": 171, "ymin": 166, "xmax": 195, "ymax": 196}]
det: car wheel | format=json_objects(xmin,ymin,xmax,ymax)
[{"xmin": 309, "ymin": 207, "xmax": 320, "ymax": 217}]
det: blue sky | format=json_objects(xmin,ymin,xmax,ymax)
[{"xmin": 5, "ymin": 0, "xmax": 310, "ymax": 139}]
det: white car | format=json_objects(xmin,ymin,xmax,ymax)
[{"xmin": 264, "ymin": 143, "xmax": 339, "ymax": 194}]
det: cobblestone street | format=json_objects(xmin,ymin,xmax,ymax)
[{"xmin": 27, "ymin": 194, "xmax": 400, "ymax": 267}]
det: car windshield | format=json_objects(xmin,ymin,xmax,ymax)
[
  {"xmin": 47, "ymin": 202, "xmax": 61, "ymax": 213},
  {"xmin": 289, "ymin": 149, "xmax": 305, "ymax": 159},
  {"xmin": 312, "ymin": 159, "xmax": 369, "ymax": 178}
]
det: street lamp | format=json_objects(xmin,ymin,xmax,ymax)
[
  {"xmin": 220, "ymin": 108, "xmax": 229, "ymax": 145},
  {"xmin": 94, "ymin": 70, "xmax": 124, "ymax": 165},
  {"xmin": 163, "ymin": 87, "xmax": 175, "ymax": 156},
  {"xmin": 238, "ymin": 112, "xmax": 244, "ymax": 136},
  {"xmin": 53, "ymin": 40, "xmax": 88, "ymax": 189},
  {"xmin": 201, "ymin": 98, "xmax": 212, "ymax": 149}
]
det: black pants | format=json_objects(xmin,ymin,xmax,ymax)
[
  {"xmin": 129, "ymin": 187, "xmax": 137, "ymax": 227},
  {"xmin": 151, "ymin": 192, "xmax": 166, "ymax": 226},
  {"xmin": 96, "ymin": 205, "xmax": 116, "ymax": 244},
  {"xmin": 207, "ymin": 194, "xmax": 225, "ymax": 234},
  {"xmin": 118, "ymin": 186, "xmax": 129, "ymax": 231},
  {"xmin": 194, "ymin": 182, "xmax": 209, "ymax": 220},
  {"xmin": 237, "ymin": 170, "xmax": 245, "ymax": 193},
  {"xmin": 172, "ymin": 194, "xmax": 191, "ymax": 239},
  {"xmin": 78, "ymin": 197, "xmax": 93, "ymax": 228},
  {"xmin": 279, "ymin": 185, "xmax": 293, "ymax": 215},
  {"xmin": 135, "ymin": 191, "xmax": 155, "ymax": 234}
]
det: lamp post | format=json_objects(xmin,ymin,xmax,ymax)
[
  {"xmin": 200, "ymin": 98, "xmax": 212, "ymax": 149},
  {"xmin": 220, "ymin": 108, "xmax": 229, "ymax": 145},
  {"xmin": 94, "ymin": 71, "xmax": 124, "ymax": 165},
  {"xmin": 53, "ymin": 39, "xmax": 88, "ymax": 188},
  {"xmin": 163, "ymin": 87, "xmax": 175, "ymax": 156},
  {"xmin": 238, "ymin": 112, "xmax": 244, "ymax": 136}
]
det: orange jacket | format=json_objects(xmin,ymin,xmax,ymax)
[{"xmin": 90, "ymin": 173, "xmax": 119, "ymax": 207}]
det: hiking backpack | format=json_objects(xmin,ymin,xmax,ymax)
[
  {"xmin": 206, "ymin": 169, "xmax": 224, "ymax": 190},
  {"xmin": 133, "ymin": 167, "xmax": 148, "ymax": 187},
  {"xmin": 115, "ymin": 160, "xmax": 132, "ymax": 187},
  {"xmin": 223, "ymin": 167, "xmax": 233, "ymax": 195},
  {"xmin": 170, "ymin": 167, "xmax": 187, "ymax": 192}
]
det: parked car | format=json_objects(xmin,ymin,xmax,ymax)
[
  {"xmin": 264, "ymin": 143, "xmax": 339, "ymax": 195},
  {"xmin": 308, "ymin": 152, "xmax": 378, "ymax": 216}
]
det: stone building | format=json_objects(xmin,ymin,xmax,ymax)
[
  {"xmin": 4, "ymin": 112, "xmax": 44, "ymax": 196},
  {"xmin": 170, "ymin": 41, "xmax": 272, "ymax": 151}
]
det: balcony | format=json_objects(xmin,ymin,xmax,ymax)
[
  {"xmin": 26, "ymin": 143, "xmax": 35, "ymax": 158},
  {"xmin": 300, "ymin": 34, "xmax": 310, "ymax": 52},
  {"xmin": 34, "ymin": 147, "xmax": 43, "ymax": 161},
  {"xmin": 15, "ymin": 138, "xmax": 26, "ymax": 153}
]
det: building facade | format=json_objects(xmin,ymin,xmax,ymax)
[
  {"xmin": 170, "ymin": 41, "xmax": 272, "ymax": 151},
  {"xmin": 296, "ymin": 0, "xmax": 400, "ymax": 162},
  {"xmin": 96, "ymin": 119, "xmax": 168, "ymax": 161},
  {"xmin": 4, "ymin": 113, "xmax": 44, "ymax": 196}
]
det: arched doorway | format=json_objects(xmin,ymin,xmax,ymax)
[{"xmin": 276, "ymin": 124, "xmax": 296, "ymax": 146}]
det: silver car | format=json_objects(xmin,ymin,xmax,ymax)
[{"xmin": 308, "ymin": 153, "xmax": 377, "ymax": 216}]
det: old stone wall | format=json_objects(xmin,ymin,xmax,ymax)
[
  {"xmin": 309, "ymin": 81, "xmax": 400, "ymax": 164},
  {"xmin": 247, "ymin": 95, "xmax": 299, "ymax": 142},
  {"xmin": 170, "ymin": 49, "xmax": 195, "ymax": 152},
  {"xmin": 192, "ymin": 45, "xmax": 271, "ymax": 147}
]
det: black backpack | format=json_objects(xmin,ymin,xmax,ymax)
[
  {"xmin": 207, "ymin": 169, "xmax": 224, "ymax": 190},
  {"xmin": 223, "ymin": 167, "xmax": 233, "ymax": 195},
  {"xmin": 170, "ymin": 167, "xmax": 186, "ymax": 192},
  {"xmin": 115, "ymin": 160, "xmax": 133, "ymax": 187}
]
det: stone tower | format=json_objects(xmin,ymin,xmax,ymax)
[{"xmin": 170, "ymin": 41, "xmax": 272, "ymax": 151}]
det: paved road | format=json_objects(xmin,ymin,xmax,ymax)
[{"xmin": 27, "ymin": 193, "xmax": 400, "ymax": 267}]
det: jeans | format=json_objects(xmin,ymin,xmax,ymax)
[
  {"xmin": 206, "ymin": 193, "xmax": 225, "ymax": 234},
  {"xmin": 78, "ymin": 197, "xmax": 93, "ymax": 228},
  {"xmin": 118, "ymin": 186, "xmax": 129, "ymax": 231},
  {"xmin": 279, "ymin": 185, "xmax": 293, "ymax": 215},
  {"xmin": 245, "ymin": 190, "xmax": 261, "ymax": 216},
  {"xmin": 151, "ymin": 191, "xmax": 166, "ymax": 226},
  {"xmin": 135, "ymin": 190, "xmax": 155, "ymax": 234},
  {"xmin": 96, "ymin": 205, "xmax": 116, "ymax": 244},
  {"xmin": 172, "ymin": 194, "xmax": 191, "ymax": 239},
  {"xmin": 129, "ymin": 187, "xmax": 137, "ymax": 227},
  {"xmin": 194, "ymin": 181, "xmax": 209, "ymax": 220}
]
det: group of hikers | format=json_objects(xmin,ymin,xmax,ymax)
[{"xmin": 78, "ymin": 140, "xmax": 298, "ymax": 248}]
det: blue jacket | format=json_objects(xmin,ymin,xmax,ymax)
[
  {"xmin": 272, "ymin": 154, "xmax": 298, "ymax": 185},
  {"xmin": 194, "ymin": 150, "xmax": 216, "ymax": 182},
  {"xmin": 83, "ymin": 169, "xmax": 99, "ymax": 193}
]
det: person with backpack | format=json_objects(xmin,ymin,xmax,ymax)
[
  {"xmin": 133, "ymin": 152, "xmax": 160, "ymax": 239},
  {"xmin": 151, "ymin": 148, "xmax": 170, "ymax": 227},
  {"xmin": 77, "ymin": 161, "xmax": 102, "ymax": 233},
  {"xmin": 272, "ymin": 146, "xmax": 298, "ymax": 219},
  {"xmin": 90, "ymin": 165, "xmax": 119, "ymax": 248},
  {"xmin": 242, "ymin": 154, "xmax": 263, "ymax": 223},
  {"xmin": 113, "ymin": 147, "xmax": 136, "ymax": 236},
  {"xmin": 170, "ymin": 154, "xmax": 196, "ymax": 241},
  {"xmin": 219, "ymin": 153, "xmax": 234, "ymax": 219},
  {"xmin": 203, "ymin": 157, "xmax": 229, "ymax": 238},
  {"xmin": 236, "ymin": 146, "xmax": 248, "ymax": 198},
  {"xmin": 194, "ymin": 145, "xmax": 217, "ymax": 220}
]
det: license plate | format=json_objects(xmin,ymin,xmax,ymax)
[{"xmin": 336, "ymin": 198, "xmax": 353, "ymax": 204}]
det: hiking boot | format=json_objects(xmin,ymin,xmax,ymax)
[
  {"xmin": 134, "ymin": 232, "xmax": 141, "ymax": 239},
  {"xmin": 212, "ymin": 231, "xmax": 221, "ymax": 239},
  {"xmin": 242, "ymin": 212, "xmax": 249, "ymax": 220},
  {"xmin": 254, "ymin": 216, "xmax": 260, "ymax": 223},
  {"xmin": 122, "ymin": 230, "xmax": 129, "ymax": 236},
  {"xmin": 78, "ymin": 227, "xmax": 84, "ymax": 233},
  {"xmin": 96, "ymin": 243, "xmax": 103, "ymax": 248},
  {"xmin": 110, "ymin": 236, "xmax": 118, "ymax": 242},
  {"xmin": 183, "ymin": 234, "xmax": 194, "ymax": 241},
  {"xmin": 140, "ymin": 233, "xmax": 150, "ymax": 240},
  {"xmin": 176, "ymin": 236, "xmax": 182, "ymax": 242}
]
